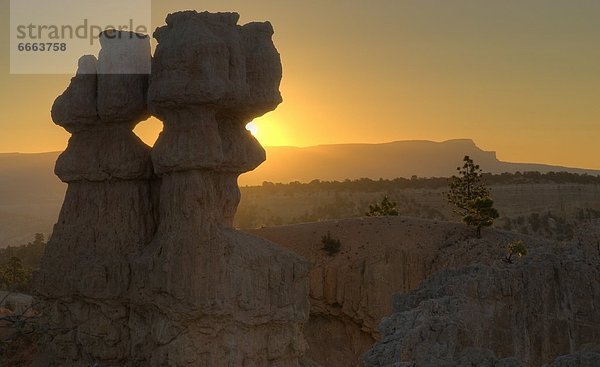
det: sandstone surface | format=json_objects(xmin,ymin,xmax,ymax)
[
  {"xmin": 0, "ymin": 291, "xmax": 34, "ymax": 314},
  {"xmin": 35, "ymin": 13, "xmax": 309, "ymax": 367},
  {"xmin": 250, "ymin": 216, "xmax": 600, "ymax": 367},
  {"xmin": 543, "ymin": 345, "xmax": 600, "ymax": 367},
  {"xmin": 363, "ymin": 246, "xmax": 600, "ymax": 367},
  {"xmin": 249, "ymin": 216, "xmax": 565, "ymax": 367}
]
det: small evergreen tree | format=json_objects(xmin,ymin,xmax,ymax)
[
  {"xmin": 463, "ymin": 197, "xmax": 500, "ymax": 238},
  {"xmin": 366, "ymin": 196, "xmax": 399, "ymax": 217},
  {"xmin": 447, "ymin": 156, "xmax": 490, "ymax": 215},
  {"xmin": 447, "ymin": 156, "xmax": 499, "ymax": 237}
]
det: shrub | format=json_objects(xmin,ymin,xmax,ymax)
[
  {"xmin": 0, "ymin": 257, "xmax": 32, "ymax": 292},
  {"xmin": 366, "ymin": 196, "xmax": 399, "ymax": 217},
  {"xmin": 321, "ymin": 232, "xmax": 341, "ymax": 256},
  {"xmin": 504, "ymin": 240, "xmax": 528, "ymax": 263}
]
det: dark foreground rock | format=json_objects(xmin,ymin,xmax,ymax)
[{"xmin": 364, "ymin": 246, "xmax": 600, "ymax": 367}]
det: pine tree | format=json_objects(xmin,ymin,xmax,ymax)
[
  {"xmin": 447, "ymin": 156, "xmax": 499, "ymax": 237},
  {"xmin": 447, "ymin": 156, "xmax": 490, "ymax": 215},
  {"xmin": 463, "ymin": 197, "xmax": 500, "ymax": 238}
]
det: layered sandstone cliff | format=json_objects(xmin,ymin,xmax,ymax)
[
  {"xmin": 364, "ymin": 246, "xmax": 600, "ymax": 367},
  {"xmin": 250, "ymin": 216, "xmax": 600, "ymax": 367}
]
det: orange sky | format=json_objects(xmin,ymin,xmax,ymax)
[{"xmin": 1, "ymin": 0, "xmax": 599, "ymax": 169}]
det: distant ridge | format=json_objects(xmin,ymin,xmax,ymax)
[{"xmin": 239, "ymin": 139, "xmax": 600, "ymax": 186}]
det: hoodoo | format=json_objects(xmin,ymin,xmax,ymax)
[{"xmin": 36, "ymin": 12, "xmax": 310, "ymax": 367}]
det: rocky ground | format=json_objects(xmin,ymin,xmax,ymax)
[
  {"xmin": 0, "ymin": 293, "xmax": 38, "ymax": 366},
  {"xmin": 2, "ymin": 216, "xmax": 599, "ymax": 366},
  {"xmin": 249, "ymin": 216, "xmax": 600, "ymax": 367}
]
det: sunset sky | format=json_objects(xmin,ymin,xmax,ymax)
[{"xmin": 0, "ymin": 0, "xmax": 599, "ymax": 169}]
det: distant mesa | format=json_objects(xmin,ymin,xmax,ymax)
[
  {"xmin": 3, "ymin": 138, "xmax": 597, "ymax": 188},
  {"xmin": 239, "ymin": 139, "xmax": 600, "ymax": 186}
]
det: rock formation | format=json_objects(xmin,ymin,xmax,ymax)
[
  {"xmin": 130, "ymin": 11, "xmax": 308, "ymax": 366},
  {"xmin": 250, "ymin": 217, "xmax": 474, "ymax": 366},
  {"xmin": 0, "ymin": 291, "xmax": 34, "ymax": 315},
  {"xmin": 32, "ymin": 9, "xmax": 600, "ymax": 367},
  {"xmin": 249, "ymin": 217, "xmax": 563, "ymax": 367},
  {"xmin": 363, "ymin": 247, "xmax": 600, "ymax": 367},
  {"xmin": 543, "ymin": 344, "xmax": 600, "ymax": 367},
  {"xmin": 36, "ymin": 30, "xmax": 156, "ymax": 364},
  {"xmin": 36, "ymin": 12, "xmax": 309, "ymax": 367}
]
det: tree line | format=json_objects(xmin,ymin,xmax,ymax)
[{"xmin": 246, "ymin": 171, "xmax": 600, "ymax": 195}]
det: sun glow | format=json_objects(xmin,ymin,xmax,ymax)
[
  {"xmin": 246, "ymin": 122, "xmax": 259, "ymax": 137},
  {"xmin": 133, "ymin": 118, "xmax": 283, "ymax": 148}
]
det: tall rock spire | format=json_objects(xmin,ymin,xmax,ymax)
[
  {"xmin": 132, "ymin": 11, "xmax": 309, "ymax": 366},
  {"xmin": 36, "ymin": 13, "xmax": 309, "ymax": 367}
]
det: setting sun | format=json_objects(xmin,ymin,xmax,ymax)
[{"xmin": 245, "ymin": 121, "xmax": 259, "ymax": 138}]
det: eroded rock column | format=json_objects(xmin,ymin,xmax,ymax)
[
  {"xmin": 128, "ymin": 12, "xmax": 309, "ymax": 367},
  {"xmin": 36, "ymin": 31, "xmax": 155, "ymax": 365},
  {"xmin": 36, "ymin": 13, "xmax": 309, "ymax": 367}
]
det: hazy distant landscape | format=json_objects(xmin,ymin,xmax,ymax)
[
  {"xmin": 237, "ymin": 176, "xmax": 600, "ymax": 240},
  {"xmin": 240, "ymin": 139, "xmax": 600, "ymax": 186},
  {"xmin": 1, "ymin": 139, "xmax": 599, "ymax": 248}
]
